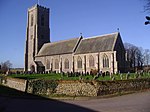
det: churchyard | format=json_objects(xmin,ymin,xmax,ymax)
[
  {"xmin": 7, "ymin": 72, "xmax": 150, "ymax": 81},
  {"xmin": 0, "ymin": 72, "xmax": 150, "ymax": 97}
]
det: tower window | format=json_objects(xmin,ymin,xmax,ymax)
[
  {"xmin": 31, "ymin": 35, "xmax": 33, "ymax": 40},
  {"xmin": 41, "ymin": 15, "xmax": 44, "ymax": 26},
  {"xmin": 31, "ymin": 15, "xmax": 34, "ymax": 26}
]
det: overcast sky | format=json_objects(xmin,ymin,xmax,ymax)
[{"xmin": 0, "ymin": 0, "xmax": 149, "ymax": 68}]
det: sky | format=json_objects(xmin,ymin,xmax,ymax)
[{"xmin": 0, "ymin": 0, "xmax": 150, "ymax": 68}]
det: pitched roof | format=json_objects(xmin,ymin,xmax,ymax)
[
  {"xmin": 35, "ymin": 61, "xmax": 44, "ymax": 67},
  {"xmin": 75, "ymin": 32, "xmax": 119, "ymax": 54},
  {"xmin": 37, "ymin": 37, "xmax": 81, "ymax": 56}
]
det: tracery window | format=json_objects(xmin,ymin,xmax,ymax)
[
  {"xmin": 77, "ymin": 56, "xmax": 82, "ymax": 68},
  {"xmin": 46, "ymin": 59, "xmax": 50, "ymax": 69},
  {"xmin": 89, "ymin": 55, "xmax": 94, "ymax": 67},
  {"xmin": 103, "ymin": 54, "xmax": 109, "ymax": 68},
  {"xmin": 64, "ymin": 59, "xmax": 69, "ymax": 69},
  {"xmin": 55, "ymin": 59, "xmax": 59, "ymax": 69}
]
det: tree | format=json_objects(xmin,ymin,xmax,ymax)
[
  {"xmin": 144, "ymin": 0, "xmax": 150, "ymax": 12},
  {"xmin": 135, "ymin": 47, "xmax": 144, "ymax": 68},
  {"xmin": 143, "ymin": 0, "xmax": 150, "ymax": 25},
  {"xmin": 124, "ymin": 43, "xmax": 144, "ymax": 71},
  {"xmin": 143, "ymin": 49, "xmax": 150, "ymax": 66},
  {"xmin": 0, "ymin": 60, "xmax": 12, "ymax": 73}
]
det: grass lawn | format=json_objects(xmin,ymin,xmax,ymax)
[{"xmin": 8, "ymin": 72, "xmax": 150, "ymax": 81}]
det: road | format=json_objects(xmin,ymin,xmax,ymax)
[
  {"xmin": 65, "ymin": 90, "xmax": 150, "ymax": 112},
  {"xmin": 0, "ymin": 90, "xmax": 150, "ymax": 112}
]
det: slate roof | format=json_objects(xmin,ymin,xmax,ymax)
[
  {"xmin": 37, "ymin": 37, "xmax": 82, "ymax": 56},
  {"xmin": 35, "ymin": 61, "xmax": 44, "ymax": 67},
  {"xmin": 75, "ymin": 32, "xmax": 118, "ymax": 54}
]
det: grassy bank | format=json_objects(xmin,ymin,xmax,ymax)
[{"xmin": 8, "ymin": 73, "xmax": 150, "ymax": 81}]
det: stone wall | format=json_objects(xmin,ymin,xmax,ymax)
[
  {"xmin": 97, "ymin": 79, "xmax": 150, "ymax": 95},
  {"xmin": 1, "ymin": 77, "xmax": 27, "ymax": 92},
  {"xmin": 26, "ymin": 78, "xmax": 150, "ymax": 97},
  {"xmin": 55, "ymin": 80, "xmax": 98, "ymax": 96},
  {"xmin": 1, "ymin": 77, "xmax": 150, "ymax": 96}
]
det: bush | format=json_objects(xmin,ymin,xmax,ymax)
[{"xmin": 28, "ymin": 79, "xmax": 58, "ymax": 95}]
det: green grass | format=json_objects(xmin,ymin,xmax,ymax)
[
  {"xmin": 10, "ymin": 73, "xmax": 81, "ymax": 80},
  {"xmin": 9, "ymin": 73, "xmax": 111, "ymax": 80},
  {"xmin": 10, "ymin": 73, "xmax": 57, "ymax": 80},
  {"xmin": 8, "ymin": 72, "xmax": 150, "ymax": 81}
]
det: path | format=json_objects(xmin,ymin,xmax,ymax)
[
  {"xmin": 0, "ymin": 90, "xmax": 149, "ymax": 112},
  {"xmin": 65, "ymin": 90, "xmax": 150, "ymax": 112}
]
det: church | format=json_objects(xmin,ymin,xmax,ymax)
[{"xmin": 24, "ymin": 4, "xmax": 127, "ymax": 74}]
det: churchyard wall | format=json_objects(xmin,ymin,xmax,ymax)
[
  {"xmin": 0, "ymin": 77, "xmax": 27, "ymax": 92},
  {"xmin": 0, "ymin": 77, "xmax": 150, "ymax": 96},
  {"xmin": 26, "ymin": 78, "xmax": 150, "ymax": 96}
]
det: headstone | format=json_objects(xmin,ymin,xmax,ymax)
[
  {"xmin": 120, "ymin": 73, "xmax": 123, "ymax": 80},
  {"xmin": 126, "ymin": 72, "xmax": 130, "ymax": 80},
  {"xmin": 6, "ymin": 69, "xmax": 10, "ymax": 76},
  {"xmin": 112, "ymin": 76, "xmax": 115, "ymax": 81}
]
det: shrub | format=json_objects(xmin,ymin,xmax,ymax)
[{"xmin": 28, "ymin": 79, "xmax": 58, "ymax": 95}]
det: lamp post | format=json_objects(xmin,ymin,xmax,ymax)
[{"xmin": 145, "ymin": 16, "xmax": 150, "ymax": 25}]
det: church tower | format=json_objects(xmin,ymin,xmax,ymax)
[{"xmin": 24, "ymin": 4, "xmax": 50, "ymax": 72}]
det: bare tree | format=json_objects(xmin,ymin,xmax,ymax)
[
  {"xmin": 143, "ymin": 49, "xmax": 150, "ymax": 66},
  {"xmin": 144, "ymin": 0, "xmax": 150, "ymax": 12},
  {"xmin": 124, "ymin": 43, "xmax": 144, "ymax": 71},
  {"xmin": 0, "ymin": 60, "xmax": 12, "ymax": 73},
  {"xmin": 143, "ymin": 0, "xmax": 150, "ymax": 24},
  {"xmin": 135, "ymin": 47, "xmax": 144, "ymax": 68}
]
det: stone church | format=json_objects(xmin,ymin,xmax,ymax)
[{"xmin": 25, "ymin": 4, "xmax": 127, "ymax": 74}]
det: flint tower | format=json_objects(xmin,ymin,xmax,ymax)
[{"xmin": 24, "ymin": 4, "xmax": 50, "ymax": 72}]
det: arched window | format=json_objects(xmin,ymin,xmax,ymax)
[
  {"xmin": 31, "ymin": 15, "xmax": 33, "ymax": 26},
  {"xmin": 103, "ymin": 54, "xmax": 109, "ymax": 68},
  {"xmin": 77, "ymin": 56, "xmax": 82, "ymax": 68},
  {"xmin": 55, "ymin": 59, "xmax": 59, "ymax": 69},
  {"xmin": 89, "ymin": 55, "xmax": 94, "ymax": 67},
  {"xmin": 64, "ymin": 59, "xmax": 69, "ymax": 69},
  {"xmin": 46, "ymin": 59, "xmax": 50, "ymax": 69},
  {"xmin": 41, "ymin": 15, "xmax": 44, "ymax": 26}
]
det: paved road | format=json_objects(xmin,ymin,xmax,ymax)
[
  {"xmin": 0, "ymin": 90, "xmax": 150, "ymax": 112},
  {"xmin": 65, "ymin": 91, "xmax": 150, "ymax": 112}
]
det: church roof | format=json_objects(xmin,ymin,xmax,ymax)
[
  {"xmin": 37, "ymin": 37, "xmax": 82, "ymax": 56},
  {"xmin": 35, "ymin": 61, "xmax": 44, "ymax": 67},
  {"xmin": 75, "ymin": 32, "xmax": 119, "ymax": 54}
]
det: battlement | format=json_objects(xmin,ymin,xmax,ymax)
[{"xmin": 28, "ymin": 4, "xmax": 49, "ymax": 12}]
